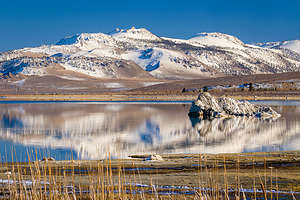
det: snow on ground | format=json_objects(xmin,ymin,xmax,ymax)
[
  {"xmin": 71, "ymin": 48, "xmax": 120, "ymax": 58},
  {"xmin": 12, "ymin": 79, "xmax": 26, "ymax": 86},
  {"xmin": 103, "ymin": 82, "xmax": 123, "ymax": 88},
  {"xmin": 22, "ymin": 66, "xmax": 47, "ymax": 76},
  {"xmin": 61, "ymin": 63, "xmax": 109, "ymax": 78},
  {"xmin": 57, "ymin": 76, "xmax": 85, "ymax": 81},
  {"xmin": 143, "ymin": 82, "xmax": 164, "ymax": 87}
]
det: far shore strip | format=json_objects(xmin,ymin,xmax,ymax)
[{"xmin": 0, "ymin": 94, "xmax": 299, "ymax": 101}]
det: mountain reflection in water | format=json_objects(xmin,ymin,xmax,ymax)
[{"xmin": 0, "ymin": 102, "xmax": 299, "ymax": 161}]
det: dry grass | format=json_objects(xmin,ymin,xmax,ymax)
[{"xmin": 1, "ymin": 151, "xmax": 300, "ymax": 199}]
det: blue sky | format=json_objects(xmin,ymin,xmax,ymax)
[{"xmin": 1, "ymin": 0, "xmax": 300, "ymax": 52}]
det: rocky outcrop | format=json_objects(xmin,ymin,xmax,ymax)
[{"xmin": 189, "ymin": 92, "xmax": 280, "ymax": 119}]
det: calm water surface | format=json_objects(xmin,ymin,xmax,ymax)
[{"xmin": 0, "ymin": 101, "xmax": 299, "ymax": 162}]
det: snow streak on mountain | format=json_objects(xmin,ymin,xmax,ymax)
[{"xmin": 1, "ymin": 27, "xmax": 300, "ymax": 80}]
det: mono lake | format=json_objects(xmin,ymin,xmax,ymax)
[{"xmin": 0, "ymin": 101, "xmax": 299, "ymax": 162}]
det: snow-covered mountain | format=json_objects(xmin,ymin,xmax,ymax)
[
  {"xmin": 255, "ymin": 40, "xmax": 300, "ymax": 54},
  {"xmin": 1, "ymin": 27, "xmax": 300, "ymax": 80}
]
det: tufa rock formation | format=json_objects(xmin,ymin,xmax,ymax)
[{"xmin": 189, "ymin": 92, "xmax": 280, "ymax": 119}]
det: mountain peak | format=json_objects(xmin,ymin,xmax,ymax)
[
  {"xmin": 109, "ymin": 27, "xmax": 161, "ymax": 41},
  {"xmin": 56, "ymin": 34, "xmax": 81, "ymax": 45},
  {"xmin": 188, "ymin": 32, "xmax": 244, "ymax": 48}
]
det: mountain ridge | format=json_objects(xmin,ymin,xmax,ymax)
[
  {"xmin": 255, "ymin": 40, "xmax": 300, "ymax": 54},
  {"xmin": 1, "ymin": 27, "xmax": 300, "ymax": 81}
]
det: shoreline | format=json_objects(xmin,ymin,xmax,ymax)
[
  {"xmin": 0, "ymin": 94, "xmax": 196, "ymax": 102},
  {"xmin": 1, "ymin": 94, "xmax": 300, "ymax": 102}
]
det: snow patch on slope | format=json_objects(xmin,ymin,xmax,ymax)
[
  {"xmin": 12, "ymin": 79, "xmax": 26, "ymax": 86},
  {"xmin": 57, "ymin": 76, "xmax": 85, "ymax": 81},
  {"xmin": 103, "ymin": 82, "xmax": 123, "ymax": 88},
  {"xmin": 122, "ymin": 48, "xmax": 162, "ymax": 71},
  {"xmin": 23, "ymin": 45, "xmax": 77, "ymax": 56},
  {"xmin": 60, "ymin": 63, "xmax": 109, "ymax": 78},
  {"xmin": 71, "ymin": 48, "xmax": 120, "ymax": 59}
]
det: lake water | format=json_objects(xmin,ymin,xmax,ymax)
[{"xmin": 0, "ymin": 101, "xmax": 300, "ymax": 162}]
